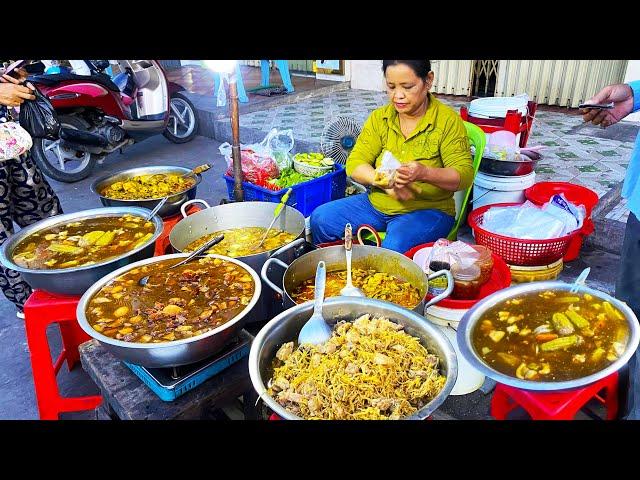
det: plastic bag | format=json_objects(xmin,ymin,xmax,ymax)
[
  {"xmin": 481, "ymin": 201, "xmax": 577, "ymax": 240},
  {"xmin": 373, "ymin": 150, "xmax": 401, "ymax": 188},
  {"xmin": 219, "ymin": 130, "xmax": 281, "ymax": 187},
  {"xmin": 542, "ymin": 193, "xmax": 585, "ymax": 235},
  {"xmin": 19, "ymin": 83, "xmax": 60, "ymax": 140},
  {"xmin": 265, "ymin": 128, "xmax": 294, "ymax": 171}
]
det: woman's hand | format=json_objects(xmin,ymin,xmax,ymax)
[
  {"xmin": 581, "ymin": 84, "xmax": 634, "ymax": 128},
  {"xmin": 395, "ymin": 162, "xmax": 428, "ymax": 187},
  {"xmin": 385, "ymin": 185, "xmax": 415, "ymax": 201},
  {"xmin": 0, "ymin": 81, "xmax": 35, "ymax": 107}
]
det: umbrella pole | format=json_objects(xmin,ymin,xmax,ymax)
[{"xmin": 229, "ymin": 75, "xmax": 244, "ymax": 202}]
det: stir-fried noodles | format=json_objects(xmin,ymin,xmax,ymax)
[{"xmin": 268, "ymin": 314, "xmax": 446, "ymax": 420}]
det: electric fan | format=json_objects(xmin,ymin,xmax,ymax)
[{"xmin": 320, "ymin": 116, "xmax": 362, "ymax": 164}]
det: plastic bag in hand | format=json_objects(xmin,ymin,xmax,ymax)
[
  {"xmin": 18, "ymin": 84, "xmax": 60, "ymax": 140},
  {"xmin": 374, "ymin": 150, "xmax": 401, "ymax": 188}
]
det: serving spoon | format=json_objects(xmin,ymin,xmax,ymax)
[
  {"xmin": 182, "ymin": 163, "xmax": 212, "ymax": 180},
  {"xmin": 137, "ymin": 234, "xmax": 224, "ymax": 286},
  {"xmin": 255, "ymin": 188, "xmax": 292, "ymax": 249},
  {"xmin": 297, "ymin": 261, "xmax": 333, "ymax": 345},
  {"xmin": 340, "ymin": 223, "xmax": 365, "ymax": 297},
  {"xmin": 144, "ymin": 196, "xmax": 169, "ymax": 221}
]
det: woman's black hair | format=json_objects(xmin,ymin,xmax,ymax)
[{"xmin": 382, "ymin": 60, "xmax": 431, "ymax": 79}]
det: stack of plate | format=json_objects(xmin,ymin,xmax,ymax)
[{"xmin": 508, "ymin": 258, "xmax": 563, "ymax": 284}]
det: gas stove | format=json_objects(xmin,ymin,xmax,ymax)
[{"xmin": 124, "ymin": 329, "xmax": 253, "ymax": 401}]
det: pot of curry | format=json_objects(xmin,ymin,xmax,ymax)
[
  {"xmin": 249, "ymin": 296, "xmax": 458, "ymax": 420},
  {"xmin": 91, "ymin": 166, "xmax": 201, "ymax": 218},
  {"xmin": 457, "ymin": 281, "xmax": 640, "ymax": 391},
  {"xmin": 0, "ymin": 207, "xmax": 163, "ymax": 295},
  {"xmin": 169, "ymin": 199, "xmax": 310, "ymax": 323},
  {"xmin": 76, "ymin": 253, "xmax": 262, "ymax": 367},
  {"xmin": 260, "ymin": 244, "xmax": 454, "ymax": 315}
]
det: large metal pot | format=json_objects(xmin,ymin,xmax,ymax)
[
  {"xmin": 0, "ymin": 207, "xmax": 163, "ymax": 296},
  {"xmin": 169, "ymin": 199, "xmax": 310, "ymax": 322},
  {"xmin": 90, "ymin": 166, "xmax": 202, "ymax": 218},
  {"xmin": 261, "ymin": 244, "xmax": 454, "ymax": 316},
  {"xmin": 76, "ymin": 253, "xmax": 262, "ymax": 368},
  {"xmin": 457, "ymin": 281, "xmax": 640, "ymax": 391},
  {"xmin": 249, "ymin": 296, "xmax": 458, "ymax": 420}
]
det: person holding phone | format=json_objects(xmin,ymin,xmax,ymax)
[
  {"xmin": 581, "ymin": 81, "xmax": 640, "ymax": 419},
  {"xmin": 0, "ymin": 64, "xmax": 64, "ymax": 318}
]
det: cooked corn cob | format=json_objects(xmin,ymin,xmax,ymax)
[
  {"xmin": 540, "ymin": 335, "xmax": 578, "ymax": 352},
  {"xmin": 565, "ymin": 310, "xmax": 590, "ymax": 329},
  {"xmin": 551, "ymin": 312, "xmax": 575, "ymax": 335}
]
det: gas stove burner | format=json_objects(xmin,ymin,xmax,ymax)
[{"xmin": 124, "ymin": 329, "xmax": 253, "ymax": 401}]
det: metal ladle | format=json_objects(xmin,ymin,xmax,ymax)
[
  {"xmin": 297, "ymin": 261, "xmax": 332, "ymax": 345},
  {"xmin": 340, "ymin": 223, "xmax": 365, "ymax": 297},
  {"xmin": 137, "ymin": 234, "xmax": 224, "ymax": 286}
]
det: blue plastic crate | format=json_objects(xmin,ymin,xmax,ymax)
[{"xmin": 224, "ymin": 163, "xmax": 346, "ymax": 217}]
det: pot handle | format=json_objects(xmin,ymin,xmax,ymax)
[
  {"xmin": 424, "ymin": 269, "xmax": 454, "ymax": 311},
  {"xmin": 269, "ymin": 237, "xmax": 306, "ymax": 259},
  {"xmin": 181, "ymin": 199, "xmax": 211, "ymax": 218},
  {"xmin": 261, "ymin": 257, "xmax": 289, "ymax": 296}
]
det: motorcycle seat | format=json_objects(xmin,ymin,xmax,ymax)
[{"xmin": 28, "ymin": 72, "xmax": 121, "ymax": 92}]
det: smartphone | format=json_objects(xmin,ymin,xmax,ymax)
[
  {"xmin": 2, "ymin": 60, "xmax": 27, "ymax": 78},
  {"xmin": 578, "ymin": 102, "xmax": 615, "ymax": 110}
]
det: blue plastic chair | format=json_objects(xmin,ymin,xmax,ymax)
[
  {"xmin": 260, "ymin": 60, "xmax": 294, "ymax": 93},
  {"xmin": 212, "ymin": 63, "xmax": 249, "ymax": 103}
]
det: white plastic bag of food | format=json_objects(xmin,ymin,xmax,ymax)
[{"xmin": 373, "ymin": 150, "xmax": 401, "ymax": 188}]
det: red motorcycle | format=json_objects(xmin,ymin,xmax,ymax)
[{"xmin": 26, "ymin": 60, "xmax": 199, "ymax": 182}]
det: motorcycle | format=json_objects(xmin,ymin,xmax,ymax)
[{"xmin": 25, "ymin": 60, "xmax": 199, "ymax": 182}]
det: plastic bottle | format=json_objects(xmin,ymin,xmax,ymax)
[{"xmin": 426, "ymin": 239, "xmax": 452, "ymax": 296}]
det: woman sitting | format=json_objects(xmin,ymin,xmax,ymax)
[{"xmin": 311, "ymin": 60, "xmax": 474, "ymax": 253}]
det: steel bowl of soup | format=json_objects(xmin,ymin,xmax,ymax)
[
  {"xmin": 260, "ymin": 245, "xmax": 454, "ymax": 315},
  {"xmin": 456, "ymin": 281, "xmax": 640, "ymax": 390},
  {"xmin": 76, "ymin": 253, "xmax": 262, "ymax": 367},
  {"xmin": 91, "ymin": 166, "xmax": 201, "ymax": 218},
  {"xmin": 0, "ymin": 207, "xmax": 163, "ymax": 295}
]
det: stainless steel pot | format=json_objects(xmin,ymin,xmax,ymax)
[
  {"xmin": 261, "ymin": 244, "xmax": 454, "ymax": 316},
  {"xmin": 479, "ymin": 151, "xmax": 542, "ymax": 177},
  {"xmin": 169, "ymin": 199, "xmax": 310, "ymax": 323},
  {"xmin": 76, "ymin": 253, "xmax": 262, "ymax": 368},
  {"xmin": 90, "ymin": 166, "xmax": 201, "ymax": 218},
  {"xmin": 249, "ymin": 296, "xmax": 458, "ymax": 420},
  {"xmin": 0, "ymin": 207, "xmax": 163, "ymax": 296},
  {"xmin": 457, "ymin": 281, "xmax": 640, "ymax": 391}
]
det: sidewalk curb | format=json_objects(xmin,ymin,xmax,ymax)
[{"xmin": 185, "ymin": 82, "xmax": 350, "ymax": 146}]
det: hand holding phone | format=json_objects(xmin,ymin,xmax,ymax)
[{"xmin": 578, "ymin": 102, "xmax": 615, "ymax": 110}]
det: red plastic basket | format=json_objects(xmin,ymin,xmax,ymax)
[{"xmin": 467, "ymin": 202, "xmax": 579, "ymax": 266}]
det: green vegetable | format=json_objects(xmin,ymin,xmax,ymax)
[{"xmin": 267, "ymin": 167, "xmax": 329, "ymax": 189}]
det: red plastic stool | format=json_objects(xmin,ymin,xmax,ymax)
[
  {"xmin": 491, "ymin": 372, "xmax": 618, "ymax": 420},
  {"xmin": 153, "ymin": 205, "xmax": 202, "ymax": 257},
  {"xmin": 23, "ymin": 290, "xmax": 103, "ymax": 420}
]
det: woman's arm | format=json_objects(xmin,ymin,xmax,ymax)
[
  {"xmin": 345, "ymin": 113, "xmax": 383, "ymax": 186},
  {"xmin": 395, "ymin": 163, "xmax": 461, "ymax": 191}
]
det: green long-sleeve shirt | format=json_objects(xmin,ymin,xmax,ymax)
[{"xmin": 346, "ymin": 94, "xmax": 474, "ymax": 216}]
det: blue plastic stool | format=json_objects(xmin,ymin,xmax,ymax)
[
  {"xmin": 212, "ymin": 63, "xmax": 249, "ymax": 103},
  {"xmin": 260, "ymin": 60, "xmax": 294, "ymax": 93}
]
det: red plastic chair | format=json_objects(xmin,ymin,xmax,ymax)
[
  {"xmin": 491, "ymin": 372, "xmax": 618, "ymax": 420},
  {"xmin": 22, "ymin": 290, "xmax": 103, "ymax": 420},
  {"xmin": 153, "ymin": 204, "xmax": 202, "ymax": 256},
  {"xmin": 460, "ymin": 100, "xmax": 537, "ymax": 148}
]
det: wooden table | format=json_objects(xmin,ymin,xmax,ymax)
[{"xmin": 79, "ymin": 340, "xmax": 258, "ymax": 420}]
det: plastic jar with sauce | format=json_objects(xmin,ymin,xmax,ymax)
[
  {"xmin": 451, "ymin": 262, "xmax": 482, "ymax": 300},
  {"xmin": 471, "ymin": 244, "xmax": 494, "ymax": 285}
]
